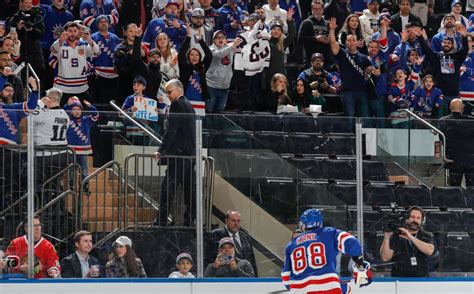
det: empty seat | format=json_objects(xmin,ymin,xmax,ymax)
[
  {"xmin": 297, "ymin": 181, "xmax": 330, "ymax": 208},
  {"xmin": 395, "ymin": 185, "xmax": 431, "ymax": 207},
  {"xmin": 202, "ymin": 129, "xmax": 218, "ymax": 149},
  {"xmin": 320, "ymin": 135, "xmax": 356, "ymax": 156},
  {"xmin": 256, "ymin": 177, "xmax": 297, "ymax": 223},
  {"xmin": 254, "ymin": 131, "xmax": 288, "ymax": 154},
  {"xmin": 425, "ymin": 211, "xmax": 463, "ymax": 233},
  {"xmin": 248, "ymin": 112, "xmax": 282, "ymax": 132},
  {"xmin": 461, "ymin": 211, "xmax": 474, "ymax": 233},
  {"xmin": 465, "ymin": 186, "xmax": 474, "ymax": 208},
  {"xmin": 320, "ymin": 159, "xmax": 355, "ymax": 181},
  {"xmin": 327, "ymin": 183, "xmax": 356, "ymax": 206},
  {"xmin": 323, "ymin": 209, "xmax": 353, "ymax": 231},
  {"xmin": 363, "ymin": 210, "xmax": 385, "ymax": 231},
  {"xmin": 439, "ymin": 232, "xmax": 472, "ymax": 272},
  {"xmin": 282, "ymin": 113, "xmax": 317, "ymax": 133},
  {"xmin": 431, "ymin": 186, "xmax": 467, "ymax": 209},
  {"xmin": 363, "ymin": 160, "xmax": 389, "ymax": 182},
  {"xmin": 316, "ymin": 115, "xmax": 355, "ymax": 134},
  {"xmin": 288, "ymin": 133, "xmax": 323, "ymax": 155},
  {"xmin": 217, "ymin": 131, "xmax": 253, "ymax": 149},
  {"xmin": 252, "ymin": 155, "xmax": 291, "ymax": 178},
  {"xmin": 287, "ymin": 157, "xmax": 322, "ymax": 179},
  {"xmin": 221, "ymin": 111, "xmax": 250, "ymax": 130},
  {"xmin": 364, "ymin": 183, "xmax": 395, "ymax": 207}
]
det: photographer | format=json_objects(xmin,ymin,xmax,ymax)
[
  {"xmin": 380, "ymin": 206, "xmax": 435, "ymax": 277},
  {"xmin": 204, "ymin": 237, "xmax": 255, "ymax": 277},
  {"xmin": 7, "ymin": 0, "xmax": 45, "ymax": 77}
]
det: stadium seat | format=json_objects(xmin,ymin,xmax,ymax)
[
  {"xmin": 253, "ymin": 131, "xmax": 288, "ymax": 154},
  {"xmin": 202, "ymin": 129, "xmax": 218, "ymax": 149},
  {"xmin": 363, "ymin": 210, "xmax": 385, "ymax": 232},
  {"xmin": 425, "ymin": 211, "xmax": 463, "ymax": 233},
  {"xmin": 252, "ymin": 155, "xmax": 291, "ymax": 178},
  {"xmin": 439, "ymin": 232, "xmax": 472, "ymax": 272},
  {"xmin": 327, "ymin": 183, "xmax": 356, "ymax": 206},
  {"xmin": 221, "ymin": 111, "xmax": 250, "ymax": 130},
  {"xmin": 297, "ymin": 181, "xmax": 332, "ymax": 211},
  {"xmin": 461, "ymin": 211, "xmax": 474, "ymax": 234},
  {"xmin": 286, "ymin": 156, "xmax": 322, "ymax": 179},
  {"xmin": 282, "ymin": 112, "xmax": 318, "ymax": 133},
  {"xmin": 248, "ymin": 112, "xmax": 283, "ymax": 132},
  {"xmin": 363, "ymin": 160, "xmax": 389, "ymax": 182},
  {"xmin": 288, "ymin": 133, "xmax": 324, "ymax": 155},
  {"xmin": 431, "ymin": 186, "xmax": 467, "ymax": 209},
  {"xmin": 320, "ymin": 135, "xmax": 356, "ymax": 156},
  {"xmin": 364, "ymin": 183, "xmax": 395, "ymax": 207},
  {"xmin": 316, "ymin": 115, "xmax": 355, "ymax": 134},
  {"xmin": 217, "ymin": 130, "xmax": 253, "ymax": 149},
  {"xmin": 395, "ymin": 185, "xmax": 432, "ymax": 207},
  {"xmin": 320, "ymin": 159, "xmax": 355, "ymax": 181},
  {"xmin": 256, "ymin": 177, "xmax": 298, "ymax": 223},
  {"xmin": 465, "ymin": 186, "xmax": 474, "ymax": 208},
  {"xmin": 322, "ymin": 209, "xmax": 354, "ymax": 231}
]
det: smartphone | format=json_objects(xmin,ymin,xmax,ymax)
[
  {"xmin": 10, "ymin": 27, "xmax": 16, "ymax": 33},
  {"xmin": 83, "ymin": 26, "xmax": 91, "ymax": 34}
]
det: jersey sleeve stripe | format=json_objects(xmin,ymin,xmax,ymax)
[
  {"xmin": 290, "ymin": 277, "xmax": 340, "ymax": 289},
  {"xmin": 337, "ymin": 232, "xmax": 354, "ymax": 253}
]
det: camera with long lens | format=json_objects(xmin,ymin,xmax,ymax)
[
  {"xmin": 1, "ymin": 255, "xmax": 20, "ymax": 268},
  {"xmin": 384, "ymin": 203, "xmax": 408, "ymax": 235}
]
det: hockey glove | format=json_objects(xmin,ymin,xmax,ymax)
[{"xmin": 352, "ymin": 261, "xmax": 372, "ymax": 287}]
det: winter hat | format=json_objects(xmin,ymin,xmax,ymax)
[
  {"xmin": 367, "ymin": 0, "xmax": 380, "ymax": 4},
  {"xmin": 133, "ymin": 75, "xmax": 147, "ymax": 86},
  {"xmin": 269, "ymin": 19, "xmax": 284, "ymax": 30},
  {"xmin": 96, "ymin": 15, "xmax": 110, "ymax": 25},
  {"xmin": 166, "ymin": 0, "xmax": 180, "ymax": 8},
  {"xmin": 191, "ymin": 8, "xmax": 205, "ymax": 18}
]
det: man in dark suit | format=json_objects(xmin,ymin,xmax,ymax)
[
  {"xmin": 390, "ymin": 0, "xmax": 423, "ymax": 34},
  {"xmin": 154, "ymin": 79, "xmax": 196, "ymax": 226},
  {"xmin": 61, "ymin": 231, "xmax": 101, "ymax": 278},
  {"xmin": 207, "ymin": 210, "xmax": 257, "ymax": 275}
]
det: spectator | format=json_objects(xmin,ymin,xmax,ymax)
[
  {"xmin": 178, "ymin": 26, "xmax": 212, "ymax": 114},
  {"xmin": 390, "ymin": 0, "xmax": 423, "ymax": 34},
  {"xmin": 264, "ymin": 12, "xmax": 296, "ymax": 91},
  {"xmin": 323, "ymin": 0, "xmax": 352, "ymax": 34},
  {"xmin": 41, "ymin": 0, "xmax": 74, "ymax": 90},
  {"xmin": 219, "ymin": 0, "xmax": 245, "ymax": 41},
  {"xmin": 208, "ymin": 210, "xmax": 257, "ymax": 274},
  {"xmin": 460, "ymin": 35, "xmax": 474, "ymax": 113},
  {"xmin": 411, "ymin": 74, "xmax": 444, "ymax": 117},
  {"xmin": 1, "ymin": 35, "xmax": 21, "ymax": 64},
  {"xmin": 188, "ymin": 8, "xmax": 213, "ymax": 56},
  {"xmin": 431, "ymin": 14, "xmax": 463, "ymax": 53},
  {"xmin": 117, "ymin": 0, "xmax": 153, "ymax": 35},
  {"xmin": 204, "ymin": 237, "xmax": 255, "ymax": 277},
  {"xmin": 449, "ymin": 0, "xmax": 469, "ymax": 27},
  {"xmin": 0, "ymin": 21, "xmax": 6, "ymax": 39},
  {"xmin": 417, "ymin": 26, "xmax": 469, "ymax": 114},
  {"xmin": 411, "ymin": 0, "xmax": 434, "ymax": 26},
  {"xmin": 291, "ymin": 78, "xmax": 326, "ymax": 112},
  {"xmin": 0, "ymin": 51, "xmax": 24, "ymax": 103},
  {"xmin": 386, "ymin": 66, "xmax": 420, "ymax": 125},
  {"xmin": 7, "ymin": 0, "xmax": 45, "ymax": 78},
  {"xmin": 61, "ymin": 230, "xmax": 101, "ymax": 278},
  {"xmin": 169, "ymin": 253, "xmax": 195, "ymax": 278},
  {"xmin": 154, "ymin": 79, "xmax": 196, "ymax": 226},
  {"xmin": 50, "ymin": 21, "xmax": 99, "ymax": 105},
  {"xmin": 262, "ymin": 0, "xmax": 288, "ymax": 29},
  {"xmin": 372, "ymin": 12, "xmax": 401, "ymax": 55},
  {"xmin": 91, "ymin": 15, "xmax": 121, "ymax": 104},
  {"xmin": 338, "ymin": 13, "xmax": 367, "ymax": 54},
  {"xmin": 0, "ymin": 215, "xmax": 61, "ymax": 278},
  {"xmin": 261, "ymin": 73, "xmax": 292, "ymax": 112},
  {"xmin": 64, "ymin": 97, "xmax": 99, "ymax": 188},
  {"xmin": 198, "ymin": 0, "xmax": 224, "ymax": 31},
  {"xmin": 380, "ymin": 206, "xmax": 435, "ymax": 277},
  {"xmin": 155, "ymin": 32, "xmax": 180, "ymax": 79},
  {"xmin": 206, "ymin": 30, "xmax": 242, "ymax": 113},
  {"xmin": 80, "ymin": 0, "xmax": 119, "ymax": 33},
  {"xmin": 329, "ymin": 17, "xmax": 372, "ymax": 117},
  {"xmin": 298, "ymin": 0, "xmax": 332, "ymax": 67},
  {"xmin": 359, "ymin": 0, "xmax": 380, "ymax": 45},
  {"xmin": 142, "ymin": 0, "xmax": 187, "ymax": 50},
  {"xmin": 106, "ymin": 235, "xmax": 147, "ymax": 278},
  {"xmin": 1, "ymin": 82, "xmax": 15, "ymax": 104},
  {"xmin": 439, "ymin": 98, "xmax": 474, "ymax": 186},
  {"xmin": 297, "ymin": 53, "xmax": 339, "ymax": 95},
  {"xmin": 395, "ymin": 25, "xmax": 425, "ymax": 73},
  {"xmin": 278, "ymin": 0, "xmax": 302, "ymax": 30}
]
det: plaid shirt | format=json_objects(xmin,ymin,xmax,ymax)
[{"xmin": 105, "ymin": 257, "xmax": 147, "ymax": 278}]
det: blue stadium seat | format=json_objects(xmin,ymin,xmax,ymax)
[
  {"xmin": 425, "ymin": 211, "xmax": 463, "ymax": 233},
  {"xmin": 253, "ymin": 131, "xmax": 288, "ymax": 154},
  {"xmin": 395, "ymin": 185, "xmax": 432, "ymax": 207},
  {"xmin": 364, "ymin": 183, "xmax": 395, "ymax": 207},
  {"xmin": 320, "ymin": 159, "xmax": 355, "ymax": 181},
  {"xmin": 431, "ymin": 186, "xmax": 467, "ymax": 209}
]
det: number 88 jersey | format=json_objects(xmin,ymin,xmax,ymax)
[{"xmin": 281, "ymin": 227, "xmax": 362, "ymax": 294}]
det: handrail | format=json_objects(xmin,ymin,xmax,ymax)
[
  {"xmin": 109, "ymin": 100, "xmax": 163, "ymax": 145},
  {"xmin": 41, "ymin": 163, "xmax": 80, "ymax": 200},
  {"xmin": 398, "ymin": 108, "xmax": 447, "ymax": 161}
]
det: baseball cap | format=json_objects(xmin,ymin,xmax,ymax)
[
  {"xmin": 213, "ymin": 30, "xmax": 226, "ymax": 39},
  {"xmin": 167, "ymin": 0, "xmax": 180, "ymax": 8},
  {"xmin": 270, "ymin": 19, "xmax": 284, "ymax": 30},
  {"xmin": 96, "ymin": 15, "xmax": 110, "ymax": 25},
  {"xmin": 311, "ymin": 52, "xmax": 324, "ymax": 61},
  {"xmin": 367, "ymin": 0, "xmax": 379, "ymax": 4},
  {"xmin": 191, "ymin": 8, "xmax": 205, "ymax": 18},
  {"xmin": 247, "ymin": 13, "xmax": 259, "ymax": 22},
  {"xmin": 452, "ymin": 0, "xmax": 462, "ymax": 7},
  {"xmin": 3, "ymin": 82, "xmax": 14, "ymax": 90},
  {"xmin": 133, "ymin": 75, "xmax": 147, "ymax": 86},
  {"xmin": 218, "ymin": 237, "xmax": 235, "ymax": 248},
  {"xmin": 113, "ymin": 236, "xmax": 132, "ymax": 247},
  {"xmin": 176, "ymin": 253, "xmax": 193, "ymax": 264},
  {"xmin": 149, "ymin": 48, "xmax": 162, "ymax": 57}
]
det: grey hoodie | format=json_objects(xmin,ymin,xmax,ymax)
[{"xmin": 206, "ymin": 44, "xmax": 236, "ymax": 89}]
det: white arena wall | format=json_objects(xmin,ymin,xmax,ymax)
[{"xmin": 2, "ymin": 278, "xmax": 474, "ymax": 294}]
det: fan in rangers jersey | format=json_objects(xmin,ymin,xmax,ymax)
[{"xmin": 282, "ymin": 209, "xmax": 372, "ymax": 294}]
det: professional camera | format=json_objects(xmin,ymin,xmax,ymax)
[
  {"xmin": 17, "ymin": 7, "xmax": 41, "ymax": 30},
  {"xmin": 0, "ymin": 255, "xmax": 20, "ymax": 268},
  {"xmin": 384, "ymin": 203, "xmax": 408, "ymax": 235}
]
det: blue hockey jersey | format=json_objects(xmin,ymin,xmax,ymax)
[
  {"xmin": 142, "ymin": 17, "xmax": 187, "ymax": 51},
  {"xmin": 411, "ymin": 86, "xmax": 444, "ymax": 115},
  {"xmin": 80, "ymin": 0, "xmax": 119, "ymax": 33},
  {"xmin": 218, "ymin": 4, "xmax": 245, "ymax": 41},
  {"xmin": 281, "ymin": 227, "xmax": 361, "ymax": 294},
  {"xmin": 92, "ymin": 31, "xmax": 121, "ymax": 78},
  {"xmin": 387, "ymin": 68, "xmax": 420, "ymax": 113},
  {"xmin": 40, "ymin": 4, "xmax": 74, "ymax": 49},
  {"xmin": 460, "ymin": 52, "xmax": 474, "ymax": 101},
  {"xmin": 0, "ymin": 91, "xmax": 39, "ymax": 145},
  {"xmin": 65, "ymin": 105, "xmax": 99, "ymax": 155}
]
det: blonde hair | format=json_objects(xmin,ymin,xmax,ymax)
[{"xmin": 155, "ymin": 32, "xmax": 172, "ymax": 60}]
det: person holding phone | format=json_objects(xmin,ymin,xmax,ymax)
[{"xmin": 204, "ymin": 237, "xmax": 255, "ymax": 277}]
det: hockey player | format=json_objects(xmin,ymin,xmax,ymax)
[{"xmin": 281, "ymin": 209, "xmax": 372, "ymax": 293}]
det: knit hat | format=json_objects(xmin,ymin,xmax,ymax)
[
  {"xmin": 176, "ymin": 253, "xmax": 193, "ymax": 264},
  {"xmin": 96, "ymin": 15, "xmax": 110, "ymax": 25},
  {"xmin": 443, "ymin": 35, "xmax": 455, "ymax": 44},
  {"xmin": 0, "ymin": 21, "xmax": 6, "ymax": 28},
  {"xmin": 191, "ymin": 8, "xmax": 205, "ymax": 18},
  {"xmin": 378, "ymin": 11, "xmax": 391, "ymax": 24},
  {"xmin": 2, "ymin": 82, "xmax": 14, "ymax": 90},
  {"xmin": 247, "ymin": 13, "xmax": 260, "ymax": 22},
  {"xmin": 133, "ymin": 75, "xmax": 147, "ymax": 86},
  {"xmin": 269, "ymin": 19, "xmax": 284, "ymax": 30},
  {"xmin": 66, "ymin": 96, "xmax": 82, "ymax": 110},
  {"xmin": 113, "ymin": 236, "xmax": 132, "ymax": 247},
  {"xmin": 149, "ymin": 48, "xmax": 161, "ymax": 57},
  {"xmin": 311, "ymin": 52, "xmax": 324, "ymax": 61}
]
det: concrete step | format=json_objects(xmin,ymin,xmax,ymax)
[
  {"xmin": 82, "ymin": 207, "xmax": 157, "ymax": 222},
  {"xmin": 80, "ymin": 193, "xmax": 137, "ymax": 207},
  {"xmin": 87, "ymin": 179, "xmax": 120, "ymax": 193}
]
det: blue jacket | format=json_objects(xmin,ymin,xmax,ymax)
[
  {"xmin": 0, "ymin": 91, "xmax": 38, "ymax": 145},
  {"xmin": 64, "ymin": 105, "xmax": 99, "ymax": 155},
  {"xmin": 142, "ymin": 17, "xmax": 187, "ymax": 51},
  {"xmin": 218, "ymin": 4, "xmax": 245, "ymax": 40},
  {"xmin": 431, "ymin": 31, "xmax": 463, "ymax": 53},
  {"xmin": 40, "ymin": 4, "xmax": 74, "ymax": 49}
]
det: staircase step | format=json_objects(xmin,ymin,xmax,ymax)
[
  {"xmin": 87, "ymin": 179, "xmax": 120, "ymax": 193},
  {"xmin": 87, "ymin": 221, "xmax": 154, "ymax": 232},
  {"xmin": 80, "ymin": 193, "xmax": 137, "ymax": 207},
  {"xmin": 82, "ymin": 207, "xmax": 157, "ymax": 222}
]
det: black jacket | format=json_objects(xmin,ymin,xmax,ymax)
[
  {"xmin": 390, "ymin": 13, "xmax": 423, "ymax": 34},
  {"xmin": 132, "ymin": 36, "xmax": 162, "ymax": 98},
  {"xmin": 439, "ymin": 112, "xmax": 474, "ymax": 163},
  {"xmin": 178, "ymin": 36, "xmax": 213, "ymax": 101},
  {"xmin": 159, "ymin": 96, "xmax": 196, "ymax": 156},
  {"xmin": 117, "ymin": 0, "xmax": 153, "ymax": 37},
  {"xmin": 60, "ymin": 252, "xmax": 101, "ymax": 278}
]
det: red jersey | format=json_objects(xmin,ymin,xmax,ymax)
[{"xmin": 6, "ymin": 236, "xmax": 61, "ymax": 278}]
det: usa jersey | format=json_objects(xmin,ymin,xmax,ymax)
[
  {"xmin": 33, "ymin": 106, "xmax": 70, "ymax": 146},
  {"xmin": 50, "ymin": 39, "xmax": 100, "ymax": 93},
  {"xmin": 6, "ymin": 236, "xmax": 61, "ymax": 279},
  {"xmin": 80, "ymin": 0, "xmax": 119, "ymax": 33},
  {"xmin": 281, "ymin": 227, "xmax": 362, "ymax": 294},
  {"xmin": 92, "ymin": 31, "xmax": 121, "ymax": 79},
  {"xmin": 234, "ymin": 21, "xmax": 271, "ymax": 76},
  {"xmin": 65, "ymin": 105, "xmax": 99, "ymax": 155},
  {"xmin": 0, "ymin": 91, "xmax": 39, "ymax": 145}
]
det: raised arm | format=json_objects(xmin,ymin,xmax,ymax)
[{"xmin": 328, "ymin": 18, "xmax": 340, "ymax": 56}]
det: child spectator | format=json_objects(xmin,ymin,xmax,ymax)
[
  {"xmin": 387, "ymin": 66, "xmax": 420, "ymax": 125},
  {"xmin": 411, "ymin": 75, "xmax": 444, "ymax": 118},
  {"xmin": 64, "ymin": 97, "xmax": 99, "ymax": 189},
  {"xmin": 169, "ymin": 253, "xmax": 195, "ymax": 278}
]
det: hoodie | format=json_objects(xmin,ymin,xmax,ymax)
[
  {"xmin": 359, "ymin": 8, "xmax": 380, "ymax": 45},
  {"xmin": 206, "ymin": 44, "xmax": 236, "ymax": 89}
]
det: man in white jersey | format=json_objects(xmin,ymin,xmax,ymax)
[{"xmin": 33, "ymin": 87, "xmax": 72, "ymax": 194}]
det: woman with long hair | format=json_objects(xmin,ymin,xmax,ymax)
[
  {"xmin": 338, "ymin": 14, "xmax": 367, "ymax": 54},
  {"xmin": 262, "ymin": 73, "xmax": 293, "ymax": 112},
  {"xmin": 291, "ymin": 79, "xmax": 326, "ymax": 112},
  {"xmin": 106, "ymin": 236, "xmax": 147, "ymax": 278},
  {"xmin": 155, "ymin": 32, "xmax": 180, "ymax": 79}
]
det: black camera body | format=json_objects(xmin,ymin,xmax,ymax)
[
  {"xmin": 1, "ymin": 255, "xmax": 20, "ymax": 268},
  {"xmin": 17, "ymin": 7, "xmax": 41, "ymax": 30},
  {"xmin": 385, "ymin": 203, "xmax": 408, "ymax": 235}
]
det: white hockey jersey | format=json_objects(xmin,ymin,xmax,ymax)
[
  {"xmin": 50, "ymin": 39, "xmax": 100, "ymax": 94},
  {"xmin": 33, "ymin": 104, "xmax": 70, "ymax": 147},
  {"xmin": 234, "ymin": 21, "xmax": 271, "ymax": 76}
]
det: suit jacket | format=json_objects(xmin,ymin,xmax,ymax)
[
  {"xmin": 159, "ymin": 96, "xmax": 196, "ymax": 156},
  {"xmin": 60, "ymin": 252, "xmax": 100, "ymax": 278},
  {"xmin": 207, "ymin": 227, "xmax": 257, "ymax": 276},
  {"xmin": 390, "ymin": 13, "xmax": 423, "ymax": 34}
]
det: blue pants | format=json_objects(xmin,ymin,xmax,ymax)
[
  {"xmin": 76, "ymin": 154, "xmax": 89, "ymax": 180},
  {"xmin": 341, "ymin": 91, "xmax": 368, "ymax": 118},
  {"xmin": 206, "ymin": 87, "xmax": 229, "ymax": 113}
]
